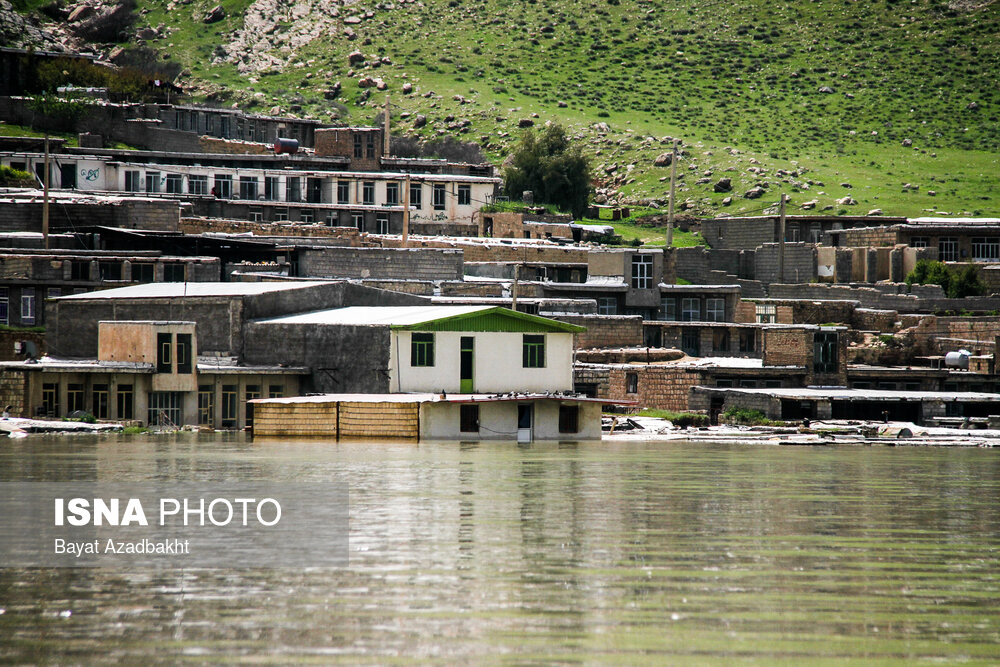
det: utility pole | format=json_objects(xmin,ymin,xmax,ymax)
[
  {"xmin": 402, "ymin": 174, "xmax": 410, "ymax": 247},
  {"xmin": 666, "ymin": 138, "xmax": 678, "ymax": 248},
  {"xmin": 42, "ymin": 135, "xmax": 50, "ymax": 250},
  {"xmin": 511, "ymin": 263, "xmax": 519, "ymax": 312},
  {"xmin": 777, "ymin": 193, "xmax": 788, "ymax": 284},
  {"xmin": 383, "ymin": 95, "xmax": 391, "ymax": 158}
]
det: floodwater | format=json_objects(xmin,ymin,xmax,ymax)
[{"xmin": 1, "ymin": 433, "xmax": 999, "ymax": 664}]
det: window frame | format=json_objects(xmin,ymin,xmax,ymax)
[
  {"xmin": 410, "ymin": 332, "xmax": 435, "ymax": 367},
  {"xmin": 631, "ymin": 254, "xmax": 653, "ymax": 289},
  {"xmin": 681, "ymin": 297, "xmax": 701, "ymax": 322},
  {"xmin": 705, "ymin": 298, "xmax": 725, "ymax": 322},
  {"xmin": 457, "ymin": 184, "xmax": 471, "ymax": 206},
  {"xmin": 522, "ymin": 334, "xmax": 545, "ymax": 368},
  {"xmin": 432, "ymin": 183, "xmax": 447, "ymax": 211}
]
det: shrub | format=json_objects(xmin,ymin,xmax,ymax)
[
  {"xmin": 722, "ymin": 406, "xmax": 783, "ymax": 426},
  {"xmin": 503, "ymin": 123, "xmax": 590, "ymax": 218},
  {"xmin": 0, "ymin": 166, "xmax": 34, "ymax": 187},
  {"xmin": 906, "ymin": 259, "xmax": 985, "ymax": 298}
]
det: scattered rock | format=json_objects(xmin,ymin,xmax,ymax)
[
  {"xmin": 801, "ymin": 199, "xmax": 818, "ymax": 210},
  {"xmin": 557, "ymin": 100, "xmax": 567, "ymax": 108},
  {"xmin": 357, "ymin": 76, "xmax": 376, "ymax": 88},
  {"xmin": 413, "ymin": 114, "xmax": 426, "ymax": 128},
  {"xmin": 867, "ymin": 208, "xmax": 883, "ymax": 216},
  {"xmin": 343, "ymin": 27, "xmax": 356, "ymax": 40},
  {"xmin": 967, "ymin": 101, "xmax": 978, "ymax": 110},
  {"xmin": 713, "ymin": 178, "xmax": 732, "ymax": 193},
  {"xmin": 902, "ymin": 138, "xmax": 913, "ymax": 147},
  {"xmin": 927, "ymin": 190, "xmax": 937, "ymax": 196},
  {"xmin": 203, "ymin": 5, "xmax": 225, "ymax": 23},
  {"xmin": 722, "ymin": 196, "xmax": 733, "ymax": 206},
  {"xmin": 136, "ymin": 27, "xmax": 157, "ymax": 40},
  {"xmin": 593, "ymin": 122, "xmax": 610, "ymax": 133},
  {"xmin": 818, "ymin": 86, "xmax": 835, "ymax": 94},
  {"xmin": 837, "ymin": 196, "xmax": 857, "ymax": 206},
  {"xmin": 402, "ymin": 82, "xmax": 413, "ymax": 94},
  {"xmin": 517, "ymin": 118, "xmax": 534, "ymax": 128},
  {"xmin": 744, "ymin": 186, "xmax": 765, "ymax": 199},
  {"xmin": 653, "ymin": 152, "xmax": 673, "ymax": 167},
  {"xmin": 840, "ymin": 182, "xmax": 852, "ymax": 188},
  {"xmin": 348, "ymin": 50, "xmax": 365, "ymax": 64},
  {"xmin": 67, "ymin": 5, "xmax": 94, "ymax": 22},
  {"xmin": 322, "ymin": 82, "xmax": 341, "ymax": 99}
]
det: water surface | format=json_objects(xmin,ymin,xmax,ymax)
[{"xmin": 1, "ymin": 434, "xmax": 998, "ymax": 664}]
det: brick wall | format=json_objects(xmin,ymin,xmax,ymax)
[
  {"xmin": 0, "ymin": 331, "xmax": 45, "ymax": 361},
  {"xmin": 607, "ymin": 365, "xmax": 702, "ymax": 411},
  {"xmin": 180, "ymin": 217, "xmax": 364, "ymax": 242},
  {"xmin": 409, "ymin": 220, "xmax": 479, "ymax": 237},
  {"xmin": 198, "ymin": 136, "xmax": 272, "ymax": 154},
  {"xmin": 573, "ymin": 365, "xmax": 610, "ymax": 396},
  {"xmin": 551, "ymin": 314, "xmax": 643, "ymax": 349},
  {"xmin": 852, "ymin": 308, "xmax": 898, "ymax": 332},
  {"xmin": 828, "ymin": 227, "xmax": 901, "ymax": 247},
  {"xmin": 0, "ymin": 370, "xmax": 27, "ymax": 417},
  {"xmin": 252, "ymin": 399, "xmax": 419, "ymax": 439},
  {"xmin": 0, "ymin": 199, "xmax": 181, "ymax": 233},
  {"xmin": 252, "ymin": 401, "xmax": 340, "ymax": 438},
  {"xmin": 314, "ymin": 128, "xmax": 382, "ymax": 170},
  {"xmin": 297, "ymin": 246, "xmax": 464, "ymax": 281},
  {"xmin": 338, "ymin": 401, "xmax": 419, "ymax": 440},
  {"xmin": 763, "ymin": 329, "xmax": 811, "ymax": 367},
  {"xmin": 702, "ymin": 217, "xmax": 776, "ymax": 249}
]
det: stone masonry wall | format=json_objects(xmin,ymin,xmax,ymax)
[
  {"xmin": 551, "ymin": 315, "xmax": 643, "ymax": 350},
  {"xmin": 0, "ymin": 370, "xmax": 27, "ymax": 418},
  {"xmin": 573, "ymin": 365, "xmax": 610, "ymax": 397},
  {"xmin": 754, "ymin": 243, "xmax": 816, "ymax": 284},
  {"xmin": 607, "ymin": 365, "xmax": 701, "ymax": 411},
  {"xmin": 762, "ymin": 329, "xmax": 811, "ymax": 367},
  {"xmin": 297, "ymin": 247, "xmax": 464, "ymax": 281}
]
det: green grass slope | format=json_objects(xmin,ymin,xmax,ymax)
[{"xmin": 44, "ymin": 0, "xmax": 1000, "ymax": 216}]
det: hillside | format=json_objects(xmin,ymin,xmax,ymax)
[{"xmin": 10, "ymin": 0, "xmax": 1000, "ymax": 217}]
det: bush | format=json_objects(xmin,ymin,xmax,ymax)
[
  {"xmin": 722, "ymin": 406, "xmax": 782, "ymax": 426},
  {"xmin": 637, "ymin": 409, "xmax": 709, "ymax": 427},
  {"xmin": 0, "ymin": 166, "xmax": 34, "ymax": 187},
  {"xmin": 906, "ymin": 259, "xmax": 985, "ymax": 298},
  {"xmin": 503, "ymin": 123, "xmax": 590, "ymax": 218}
]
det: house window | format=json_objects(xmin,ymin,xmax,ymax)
[
  {"xmin": 433, "ymin": 184, "xmax": 447, "ymax": 211},
  {"xmin": 661, "ymin": 298, "xmax": 676, "ymax": 321},
  {"xmin": 681, "ymin": 298, "xmax": 700, "ymax": 322},
  {"xmin": 125, "ymin": 170, "xmax": 141, "ymax": 191},
  {"xmin": 351, "ymin": 213, "xmax": 365, "ymax": 230},
  {"xmin": 353, "ymin": 134, "xmax": 363, "ymax": 158},
  {"xmin": 938, "ymin": 237, "xmax": 959, "ymax": 262},
  {"xmin": 268, "ymin": 384, "xmax": 284, "ymax": 398},
  {"xmin": 66, "ymin": 383, "xmax": 84, "ymax": 414},
  {"xmin": 307, "ymin": 177, "xmax": 322, "ymax": 203},
  {"xmin": 99, "ymin": 261, "xmax": 122, "ymax": 281},
  {"xmin": 631, "ymin": 254, "xmax": 653, "ymax": 289},
  {"xmin": 376, "ymin": 215, "xmax": 389, "ymax": 235},
  {"xmin": 626, "ymin": 372, "xmax": 638, "ymax": 394},
  {"xmin": 411, "ymin": 333, "xmax": 435, "ymax": 367},
  {"xmin": 337, "ymin": 181, "xmax": 350, "ymax": 204},
  {"xmin": 705, "ymin": 298, "xmax": 725, "ymax": 322},
  {"xmin": 363, "ymin": 181, "xmax": 375, "ymax": 205},
  {"xmin": 92, "ymin": 384, "xmax": 109, "ymax": 420},
  {"xmin": 157, "ymin": 332, "xmax": 172, "ymax": 373},
  {"xmin": 265, "ymin": 176, "xmax": 280, "ymax": 200},
  {"xmin": 300, "ymin": 210, "xmax": 314, "ymax": 224},
  {"xmin": 116, "ymin": 384, "xmax": 133, "ymax": 420},
  {"xmin": 189, "ymin": 174, "xmax": 208, "ymax": 195},
  {"xmin": 739, "ymin": 329, "xmax": 756, "ymax": 353},
  {"xmin": 239, "ymin": 176, "xmax": 259, "ymax": 200},
  {"xmin": 163, "ymin": 264, "xmax": 185, "ymax": 282},
  {"xmin": 971, "ymin": 238, "xmax": 999, "ymax": 261},
  {"xmin": 20, "ymin": 288, "xmax": 35, "ymax": 325},
  {"xmin": 910, "ymin": 236, "xmax": 928, "ymax": 248},
  {"xmin": 145, "ymin": 171, "xmax": 160, "ymax": 193},
  {"xmin": 165, "ymin": 174, "xmax": 183, "ymax": 194},
  {"xmin": 386, "ymin": 182, "xmax": 399, "ymax": 205},
  {"xmin": 0, "ymin": 287, "xmax": 8, "ymax": 325},
  {"xmin": 213, "ymin": 174, "xmax": 232, "ymax": 199},
  {"xmin": 756, "ymin": 303, "xmax": 777, "ymax": 324},
  {"xmin": 814, "ymin": 331, "xmax": 839, "ymax": 374},
  {"xmin": 458, "ymin": 184, "xmax": 471, "ymax": 206},
  {"xmin": 522, "ymin": 334, "xmax": 545, "ymax": 368},
  {"xmin": 249, "ymin": 208, "xmax": 263, "ymax": 223},
  {"xmin": 245, "ymin": 384, "xmax": 261, "ymax": 428},
  {"xmin": 325, "ymin": 211, "xmax": 338, "ymax": 227},
  {"xmin": 366, "ymin": 133, "xmax": 377, "ymax": 158},
  {"xmin": 132, "ymin": 263, "xmax": 154, "ymax": 282},
  {"xmin": 274, "ymin": 208, "xmax": 289, "ymax": 222},
  {"xmin": 410, "ymin": 182, "xmax": 422, "ymax": 209},
  {"xmin": 176, "ymin": 333, "xmax": 193, "ymax": 374},
  {"xmin": 221, "ymin": 384, "xmax": 238, "ymax": 428},
  {"xmin": 712, "ymin": 329, "xmax": 730, "ymax": 353},
  {"xmin": 42, "ymin": 383, "xmax": 58, "ymax": 417},
  {"xmin": 148, "ymin": 392, "xmax": 182, "ymax": 427},
  {"xmin": 286, "ymin": 176, "xmax": 301, "ymax": 202},
  {"xmin": 460, "ymin": 404, "xmax": 479, "ymax": 433},
  {"xmin": 681, "ymin": 329, "xmax": 700, "ymax": 356},
  {"xmin": 597, "ymin": 297, "xmax": 617, "ymax": 315},
  {"xmin": 558, "ymin": 405, "xmax": 579, "ymax": 433}
]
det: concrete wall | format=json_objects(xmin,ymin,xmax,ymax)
[
  {"xmin": 754, "ymin": 243, "xmax": 816, "ymax": 284},
  {"xmin": 420, "ymin": 400, "xmax": 602, "ymax": 441},
  {"xmin": 606, "ymin": 365, "xmax": 700, "ymax": 411},
  {"xmin": 0, "ymin": 199, "xmax": 182, "ymax": 233}
]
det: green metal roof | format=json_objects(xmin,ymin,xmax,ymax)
[{"xmin": 390, "ymin": 307, "xmax": 586, "ymax": 333}]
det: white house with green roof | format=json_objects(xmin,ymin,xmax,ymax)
[{"xmin": 246, "ymin": 305, "xmax": 620, "ymax": 441}]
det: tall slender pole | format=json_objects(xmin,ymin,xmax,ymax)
[
  {"xmin": 42, "ymin": 135, "xmax": 50, "ymax": 250},
  {"xmin": 511, "ymin": 263, "xmax": 519, "ymax": 312},
  {"xmin": 666, "ymin": 139, "xmax": 678, "ymax": 248},
  {"xmin": 402, "ymin": 174, "xmax": 410, "ymax": 247},
  {"xmin": 778, "ymin": 193, "xmax": 788, "ymax": 283},
  {"xmin": 383, "ymin": 95, "xmax": 391, "ymax": 158}
]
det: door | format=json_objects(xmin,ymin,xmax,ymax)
[
  {"xmin": 460, "ymin": 336, "xmax": 474, "ymax": 393},
  {"xmin": 517, "ymin": 403, "xmax": 533, "ymax": 443}
]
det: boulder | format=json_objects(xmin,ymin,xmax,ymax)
[
  {"xmin": 713, "ymin": 177, "xmax": 732, "ymax": 193},
  {"xmin": 348, "ymin": 50, "xmax": 365, "ymax": 64},
  {"xmin": 818, "ymin": 86, "xmax": 835, "ymax": 94},
  {"xmin": 867, "ymin": 209, "xmax": 883, "ymax": 216},
  {"xmin": 902, "ymin": 138, "xmax": 913, "ymax": 147},
  {"xmin": 67, "ymin": 5, "xmax": 94, "ymax": 22},
  {"xmin": 800, "ymin": 199, "xmax": 818, "ymax": 210},
  {"xmin": 413, "ymin": 114, "xmax": 427, "ymax": 128},
  {"xmin": 517, "ymin": 118, "xmax": 534, "ymax": 128},
  {"xmin": 836, "ymin": 196, "xmax": 857, "ymax": 206},
  {"xmin": 722, "ymin": 196, "xmax": 733, "ymax": 206},
  {"xmin": 653, "ymin": 152, "xmax": 673, "ymax": 167},
  {"xmin": 744, "ymin": 186, "xmax": 765, "ymax": 199},
  {"xmin": 203, "ymin": 5, "xmax": 225, "ymax": 23},
  {"xmin": 357, "ymin": 76, "xmax": 376, "ymax": 88},
  {"xmin": 402, "ymin": 82, "xmax": 413, "ymax": 94}
]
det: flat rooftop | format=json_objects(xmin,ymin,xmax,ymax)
[
  {"xmin": 696, "ymin": 386, "xmax": 1000, "ymax": 402},
  {"xmin": 56, "ymin": 281, "xmax": 331, "ymax": 300},
  {"xmin": 255, "ymin": 305, "xmax": 494, "ymax": 326}
]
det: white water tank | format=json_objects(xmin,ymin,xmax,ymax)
[{"xmin": 945, "ymin": 350, "xmax": 970, "ymax": 369}]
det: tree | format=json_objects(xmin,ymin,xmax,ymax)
[
  {"xmin": 905, "ymin": 259, "xmax": 986, "ymax": 298},
  {"xmin": 503, "ymin": 124, "xmax": 590, "ymax": 218}
]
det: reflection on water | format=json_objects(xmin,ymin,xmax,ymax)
[{"xmin": 1, "ymin": 434, "xmax": 999, "ymax": 663}]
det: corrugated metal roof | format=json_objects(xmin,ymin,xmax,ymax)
[
  {"xmin": 56, "ymin": 281, "xmax": 332, "ymax": 300},
  {"xmin": 254, "ymin": 305, "xmax": 586, "ymax": 333}
]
